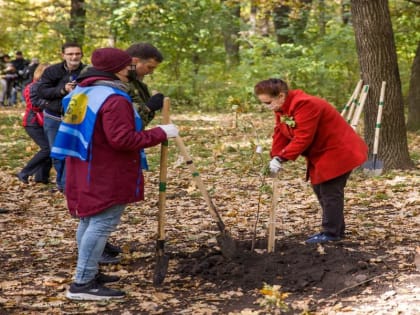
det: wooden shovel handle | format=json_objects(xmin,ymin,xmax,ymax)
[
  {"xmin": 350, "ymin": 84, "xmax": 369, "ymax": 129},
  {"xmin": 372, "ymin": 82, "xmax": 386, "ymax": 155},
  {"xmin": 345, "ymin": 81, "xmax": 364, "ymax": 122},
  {"xmin": 342, "ymin": 80, "xmax": 363, "ymax": 117},
  {"xmin": 173, "ymin": 134, "xmax": 226, "ymax": 232},
  {"xmin": 157, "ymin": 97, "xmax": 170, "ymax": 240}
]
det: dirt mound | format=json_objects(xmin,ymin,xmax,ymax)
[{"xmin": 172, "ymin": 235, "xmax": 392, "ymax": 311}]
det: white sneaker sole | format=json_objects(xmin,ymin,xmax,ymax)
[{"xmin": 66, "ymin": 290, "xmax": 125, "ymax": 300}]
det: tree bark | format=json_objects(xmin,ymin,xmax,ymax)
[
  {"xmin": 68, "ymin": 0, "xmax": 86, "ymax": 45},
  {"xmin": 350, "ymin": 0, "xmax": 414, "ymax": 169},
  {"xmin": 407, "ymin": 42, "xmax": 420, "ymax": 131}
]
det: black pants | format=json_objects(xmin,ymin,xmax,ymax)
[
  {"xmin": 312, "ymin": 171, "xmax": 351, "ymax": 237},
  {"xmin": 20, "ymin": 126, "xmax": 52, "ymax": 182}
]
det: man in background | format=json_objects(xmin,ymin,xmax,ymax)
[
  {"xmin": 37, "ymin": 42, "xmax": 85, "ymax": 193},
  {"xmin": 126, "ymin": 42, "xmax": 165, "ymax": 128}
]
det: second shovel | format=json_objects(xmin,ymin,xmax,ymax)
[
  {"xmin": 362, "ymin": 81, "xmax": 386, "ymax": 176},
  {"xmin": 153, "ymin": 97, "xmax": 171, "ymax": 286}
]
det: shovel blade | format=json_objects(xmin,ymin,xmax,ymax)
[
  {"xmin": 216, "ymin": 231, "xmax": 238, "ymax": 259},
  {"xmin": 362, "ymin": 159, "xmax": 384, "ymax": 176},
  {"xmin": 153, "ymin": 253, "xmax": 169, "ymax": 286}
]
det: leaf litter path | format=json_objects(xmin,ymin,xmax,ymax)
[{"xmin": 0, "ymin": 112, "xmax": 419, "ymax": 314}]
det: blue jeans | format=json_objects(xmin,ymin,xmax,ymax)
[
  {"xmin": 43, "ymin": 115, "xmax": 65, "ymax": 190},
  {"xmin": 75, "ymin": 204, "xmax": 126, "ymax": 284}
]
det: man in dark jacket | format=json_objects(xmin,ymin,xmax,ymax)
[
  {"xmin": 11, "ymin": 51, "xmax": 29, "ymax": 74},
  {"xmin": 58, "ymin": 47, "xmax": 178, "ymax": 300},
  {"xmin": 11, "ymin": 51, "xmax": 29, "ymax": 102},
  {"xmin": 37, "ymin": 42, "xmax": 85, "ymax": 192}
]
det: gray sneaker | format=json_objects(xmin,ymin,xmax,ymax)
[
  {"xmin": 99, "ymin": 252, "xmax": 121, "ymax": 264},
  {"xmin": 95, "ymin": 272, "xmax": 120, "ymax": 284},
  {"xmin": 66, "ymin": 279, "xmax": 125, "ymax": 300}
]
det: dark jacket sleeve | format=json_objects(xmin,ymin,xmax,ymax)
[
  {"xmin": 29, "ymin": 82, "xmax": 49, "ymax": 111},
  {"xmin": 37, "ymin": 66, "xmax": 67, "ymax": 100}
]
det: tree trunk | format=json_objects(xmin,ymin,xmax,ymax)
[
  {"xmin": 273, "ymin": 0, "xmax": 313, "ymax": 44},
  {"xmin": 273, "ymin": 4, "xmax": 292, "ymax": 44},
  {"xmin": 318, "ymin": 0, "xmax": 326, "ymax": 36},
  {"xmin": 407, "ymin": 41, "xmax": 420, "ymax": 131},
  {"xmin": 249, "ymin": 0, "xmax": 257, "ymax": 36},
  {"xmin": 341, "ymin": 0, "xmax": 351, "ymax": 24},
  {"xmin": 222, "ymin": 0, "xmax": 240, "ymax": 67},
  {"xmin": 68, "ymin": 0, "xmax": 86, "ymax": 45},
  {"xmin": 350, "ymin": 0, "xmax": 413, "ymax": 170}
]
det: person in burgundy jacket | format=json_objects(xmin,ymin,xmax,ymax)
[
  {"xmin": 254, "ymin": 78, "xmax": 368, "ymax": 244},
  {"xmin": 61, "ymin": 48, "xmax": 178, "ymax": 301}
]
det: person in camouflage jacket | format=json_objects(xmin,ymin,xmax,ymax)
[{"xmin": 126, "ymin": 43, "xmax": 164, "ymax": 128}]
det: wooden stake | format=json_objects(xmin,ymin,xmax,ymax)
[{"xmin": 268, "ymin": 178, "xmax": 279, "ymax": 253}]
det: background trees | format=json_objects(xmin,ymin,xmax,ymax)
[
  {"xmin": 350, "ymin": 0, "xmax": 413, "ymax": 169},
  {"xmin": 0, "ymin": 0, "xmax": 418, "ymax": 169}
]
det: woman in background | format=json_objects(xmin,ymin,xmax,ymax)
[{"xmin": 16, "ymin": 63, "xmax": 51, "ymax": 184}]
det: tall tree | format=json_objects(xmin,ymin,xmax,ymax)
[
  {"xmin": 407, "ymin": 40, "xmax": 420, "ymax": 130},
  {"xmin": 341, "ymin": 0, "xmax": 351, "ymax": 24},
  {"xmin": 272, "ymin": 4, "xmax": 292, "ymax": 44},
  {"xmin": 272, "ymin": 0, "xmax": 313, "ymax": 44},
  {"xmin": 350, "ymin": 0, "xmax": 413, "ymax": 169},
  {"xmin": 221, "ymin": 0, "xmax": 241, "ymax": 67},
  {"xmin": 68, "ymin": 0, "xmax": 86, "ymax": 45}
]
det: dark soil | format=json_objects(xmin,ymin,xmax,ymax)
[{"xmin": 122, "ymin": 234, "xmax": 398, "ymax": 314}]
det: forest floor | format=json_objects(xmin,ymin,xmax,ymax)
[{"xmin": 0, "ymin": 107, "xmax": 419, "ymax": 314}]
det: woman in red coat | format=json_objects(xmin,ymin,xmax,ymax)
[{"xmin": 254, "ymin": 78, "xmax": 368, "ymax": 243}]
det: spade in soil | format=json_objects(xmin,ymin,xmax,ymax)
[
  {"xmin": 153, "ymin": 97, "xmax": 171, "ymax": 286},
  {"xmin": 173, "ymin": 125, "xmax": 238, "ymax": 259}
]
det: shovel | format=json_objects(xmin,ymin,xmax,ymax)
[
  {"xmin": 153, "ymin": 97, "xmax": 171, "ymax": 286},
  {"xmin": 341, "ymin": 80, "xmax": 363, "ymax": 118},
  {"xmin": 350, "ymin": 84, "xmax": 369, "ymax": 130},
  {"xmin": 173, "ymin": 133, "xmax": 237, "ymax": 259},
  {"xmin": 362, "ymin": 81, "xmax": 386, "ymax": 176}
]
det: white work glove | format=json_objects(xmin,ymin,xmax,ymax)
[
  {"xmin": 158, "ymin": 124, "xmax": 179, "ymax": 138},
  {"xmin": 269, "ymin": 157, "xmax": 282, "ymax": 174}
]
